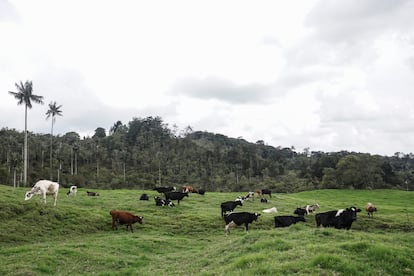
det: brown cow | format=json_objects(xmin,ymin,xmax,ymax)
[
  {"xmin": 365, "ymin": 202, "xmax": 377, "ymax": 217},
  {"xmin": 182, "ymin": 185, "xmax": 198, "ymax": 193},
  {"xmin": 110, "ymin": 210, "xmax": 143, "ymax": 232}
]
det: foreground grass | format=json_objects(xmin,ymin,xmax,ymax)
[{"xmin": 0, "ymin": 185, "xmax": 413, "ymax": 275}]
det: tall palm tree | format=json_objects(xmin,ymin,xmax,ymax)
[
  {"xmin": 46, "ymin": 101, "xmax": 63, "ymax": 180},
  {"xmin": 9, "ymin": 80, "xmax": 44, "ymax": 186}
]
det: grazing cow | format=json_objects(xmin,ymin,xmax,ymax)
[
  {"xmin": 262, "ymin": 207, "xmax": 278, "ymax": 214},
  {"xmin": 256, "ymin": 189, "xmax": 272, "ymax": 198},
  {"xmin": 153, "ymin": 186, "xmax": 176, "ymax": 193},
  {"xmin": 86, "ymin": 191, "xmax": 99, "ymax": 196},
  {"xmin": 223, "ymin": 212, "xmax": 261, "ymax": 235},
  {"xmin": 260, "ymin": 198, "xmax": 268, "ymax": 203},
  {"xmin": 220, "ymin": 200, "xmax": 243, "ymax": 217},
  {"xmin": 154, "ymin": 196, "xmax": 175, "ymax": 207},
  {"xmin": 274, "ymin": 216, "xmax": 306, "ymax": 227},
  {"xmin": 110, "ymin": 210, "xmax": 143, "ymax": 233},
  {"xmin": 316, "ymin": 207, "xmax": 362, "ymax": 230},
  {"xmin": 139, "ymin": 193, "xmax": 149, "ymax": 200},
  {"xmin": 164, "ymin": 191, "xmax": 188, "ymax": 205},
  {"xmin": 24, "ymin": 180, "xmax": 59, "ymax": 206},
  {"xmin": 66, "ymin": 185, "xmax": 77, "ymax": 197},
  {"xmin": 365, "ymin": 202, "xmax": 377, "ymax": 217},
  {"xmin": 182, "ymin": 185, "xmax": 198, "ymax": 193},
  {"xmin": 294, "ymin": 207, "xmax": 307, "ymax": 216}
]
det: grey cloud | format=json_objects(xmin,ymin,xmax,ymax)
[
  {"xmin": 170, "ymin": 76, "xmax": 274, "ymax": 104},
  {"xmin": 305, "ymin": 0, "xmax": 413, "ymax": 44}
]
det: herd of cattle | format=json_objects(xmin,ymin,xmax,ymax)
[{"xmin": 24, "ymin": 180, "xmax": 378, "ymax": 234}]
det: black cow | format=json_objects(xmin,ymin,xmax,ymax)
[
  {"xmin": 220, "ymin": 200, "xmax": 243, "ymax": 217},
  {"xmin": 274, "ymin": 216, "xmax": 306, "ymax": 227},
  {"xmin": 164, "ymin": 191, "xmax": 188, "ymax": 205},
  {"xmin": 294, "ymin": 207, "xmax": 307, "ymax": 216},
  {"xmin": 315, "ymin": 207, "xmax": 362, "ymax": 230},
  {"xmin": 139, "ymin": 193, "xmax": 149, "ymax": 200},
  {"xmin": 153, "ymin": 186, "xmax": 176, "ymax": 193},
  {"xmin": 154, "ymin": 196, "xmax": 175, "ymax": 207},
  {"xmin": 224, "ymin": 212, "xmax": 261, "ymax": 235},
  {"xmin": 197, "ymin": 189, "xmax": 206, "ymax": 195},
  {"xmin": 86, "ymin": 191, "xmax": 99, "ymax": 196},
  {"xmin": 260, "ymin": 198, "xmax": 268, "ymax": 203}
]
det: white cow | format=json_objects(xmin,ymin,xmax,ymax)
[
  {"xmin": 262, "ymin": 207, "xmax": 278, "ymax": 214},
  {"xmin": 66, "ymin": 185, "xmax": 77, "ymax": 197},
  {"xmin": 24, "ymin": 180, "xmax": 59, "ymax": 206}
]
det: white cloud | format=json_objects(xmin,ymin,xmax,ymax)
[{"xmin": 1, "ymin": 0, "xmax": 414, "ymax": 155}]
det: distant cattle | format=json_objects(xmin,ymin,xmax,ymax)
[
  {"xmin": 365, "ymin": 202, "xmax": 377, "ymax": 217},
  {"xmin": 197, "ymin": 189, "xmax": 206, "ymax": 195},
  {"xmin": 220, "ymin": 200, "xmax": 243, "ymax": 217},
  {"xmin": 24, "ymin": 180, "xmax": 59, "ymax": 206},
  {"xmin": 274, "ymin": 216, "xmax": 306, "ymax": 227},
  {"xmin": 294, "ymin": 208, "xmax": 307, "ymax": 216},
  {"xmin": 236, "ymin": 192, "xmax": 255, "ymax": 202},
  {"xmin": 86, "ymin": 191, "xmax": 99, "ymax": 196},
  {"xmin": 223, "ymin": 212, "xmax": 261, "ymax": 235},
  {"xmin": 256, "ymin": 189, "xmax": 272, "ymax": 198},
  {"xmin": 260, "ymin": 198, "xmax": 268, "ymax": 203},
  {"xmin": 139, "ymin": 193, "xmax": 149, "ymax": 200},
  {"xmin": 110, "ymin": 210, "xmax": 143, "ymax": 233},
  {"xmin": 262, "ymin": 207, "xmax": 278, "ymax": 214},
  {"xmin": 154, "ymin": 196, "xmax": 175, "ymax": 207},
  {"xmin": 164, "ymin": 191, "xmax": 188, "ymax": 205},
  {"xmin": 316, "ymin": 207, "xmax": 361, "ymax": 230},
  {"xmin": 66, "ymin": 185, "xmax": 77, "ymax": 197},
  {"xmin": 153, "ymin": 186, "xmax": 176, "ymax": 193},
  {"xmin": 182, "ymin": 185, "xmax": 198, "ymax": 193}
]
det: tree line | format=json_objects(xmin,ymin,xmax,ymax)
[{"xmin": 0, "ymin": 116, "xmax": 413, "ymax": 192}]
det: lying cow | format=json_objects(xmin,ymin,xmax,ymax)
[
  {"xmin": 262, "ymin": 207, "xmax": 278, "ymax": 214},
  {"xmin": 139, "ymin": 193, "xmax": 149, "ymax": 200},
  {"xmin": 221, "ymin": 200, "xmax": 243, "ymax": 217},
  {"xmin": 365, "ymin": 202, "xmax": 377, "ymax": 217},
  {"xmin": 274, "ymin": 216, "xmax": 306, "ymax": 227},
  {"xmin": 153, "ymin": 186, "xmax": 176, "ymax": 193},
  {"xmin": 164, "ymin": 191, "xmax": 188, "ymax": 205},
  {"xmin": 315, "ymin": 206, "xmax": 361, "ymax": 230},
  {"xmin": 86, "ymin": 191, "xmax": 99, "ymax": 196},
  {"xmin": 154, "ymin": 196, "xmax": 175, "ymax": 207},
  {"xmin": 224, "ymin": 212, "xmax": 261, "ymax": 235},
  {"xmin": 24, "ymin": 180, "xmax": 59, "ymax": 206},
  {"xmin": 66, "ymin": 185, "xmax": 77, "ymax": 197},
  {"xmin": 110, "ymin": 210, "xmax": 143, "ymax": 233}
]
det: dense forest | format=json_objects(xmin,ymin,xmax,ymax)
[{"xmin": 1, "ymin": 116, "xmax": 413, "ymax": 192}]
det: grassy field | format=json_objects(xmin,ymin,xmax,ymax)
[{"xmin": 0, "ymin": 184, "xmax": 413, "ymax": 275}]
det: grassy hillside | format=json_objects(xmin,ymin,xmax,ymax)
[{"xmin": 0, "ymin": 185, "xmax": 413, "ymax": 275}]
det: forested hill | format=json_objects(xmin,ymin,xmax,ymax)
[{"xmin": 1, "ymin": 116, "xmax": 413, "ymax": 191}]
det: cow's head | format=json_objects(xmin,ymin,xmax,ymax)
[
  {"xmin": 254, "ymin": 213, "xmax": 261, "ymax": 220},
  {"xmin": 134, "ymin": 216, "xmax": 143, "ymax": 224},
  {"xmin": 347, "ymin": 207, "xmax": 361, "ymax": 221},
  {"xmin": 24, "ymin": 191, "xmax": 34, "ymax": 201}
]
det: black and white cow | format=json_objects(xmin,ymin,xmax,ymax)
[
  {"xmin": 66, "ymin": 185, "xmax": 77, "ymax": 197},
  {"xmin": 274, "ymin": 216, "xmax": 306, "ymax": 227},
  {"xmin": 220, "ymin": 200, "xmax": 243, "ymax": 217},
  {"xmin": 86, "ymin": 191, "xmax": 99, "ymax": 196},
  {"xmin": 154, "ymin": 196, "xmax": 175, "ymax": 207},
  {"xmin": 223, "ymin": 212, "xmax": 261, "ymax": 235},
  {"xmin": 294, "ymin": 207, "xmax": 307, "ymax": 216},
  {"xmin": 315, "ymin": 207, "xmax": 362, "ymax": 230}
]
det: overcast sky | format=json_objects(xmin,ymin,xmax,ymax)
[{"xmin": 1, "ymin": 0, "xmax": 414, "ymax": 156}]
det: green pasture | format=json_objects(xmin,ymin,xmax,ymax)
[{"xmin": 0, "ymin": 185, "xmax": 413, "ymax": 275}]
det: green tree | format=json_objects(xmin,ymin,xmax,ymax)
[
  {"xmin": 46, "ymin": 101, "xmax": 63, "ymax": 180},
  {"xmin": 9, "ymin": 80, "xmax": 44, "ymax": 186}
]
